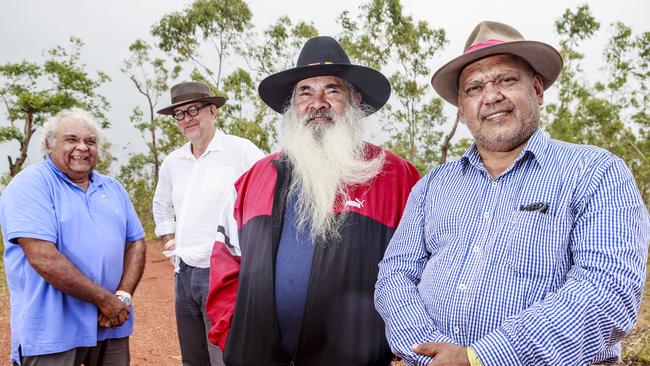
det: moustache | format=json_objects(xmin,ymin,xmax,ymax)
[
  {"xmin": 480, "ymin": 103, "xmax": 514, "ymax": 120},
  {"xmin": 306, "ymin": 109, "xmax": 336, "ymax": 123}
]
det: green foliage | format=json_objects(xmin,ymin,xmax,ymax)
[
  {"xmin": 118, "ymin": 153, "xmax": 157, "ymax": 238},
  {"xmin": 218, "ymin": 68, "xmax": 271, "ymax": 152},
  {"xmin": 122, "ymin": 39, "xmax": 178, "ymax": 186},
  {"xmin": 95, "ymin": 140, "xmax": 116, "ymax": 175},
  {"xmin": 114, "ymin": 116, "xmax": 184, "ymax": 239},
  {"xmin": 152, "ymin": 3, "xmax": 319, "ymax": 152},
  {"xmin": 337, "ymin": 0, "xmax": 448, "ymax": 174},
  {"xmin": 0, "ymin": 37, "xmax": 110, "ymax": 177},
  {"xmin": 151, "ymin": 0, "xmax": 253, "ymax": 89},
  {"xmin": 156, "ymin": 117, "xmax": 186, "ymax": 156},
  {"xmin": 543, "ymin": 5, "xmax": 650, "ymax": 205}
]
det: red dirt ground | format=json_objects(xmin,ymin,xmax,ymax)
[{"xmin": 0, "ymin": 240, "xmax": 182, "ymax": 365}]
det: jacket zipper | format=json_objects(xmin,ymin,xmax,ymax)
[{"xmin": 270, "ymin": 158, "xmax": 293, "ymax": 361}]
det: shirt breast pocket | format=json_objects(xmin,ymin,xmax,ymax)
[{"xmin": 504, "ymin": 212, "xmax": 564, "ymax": 278}]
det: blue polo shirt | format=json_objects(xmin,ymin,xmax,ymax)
[{"xmin": 0, "ymin": 158, "xmax": 144, "ymax": 363}]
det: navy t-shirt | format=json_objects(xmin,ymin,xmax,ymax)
[{"xmin": 274, "ymin": 192, "xmax": 316, "ymax": 357}]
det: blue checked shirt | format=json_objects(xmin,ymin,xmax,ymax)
[{"xmin": 375, "ymin": 129, "xmax": 650, "ymax": 365}]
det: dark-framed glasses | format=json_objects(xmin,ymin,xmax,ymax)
[{"xmin": 173, "ymin": 103, "xmax": 210, "ymax": 121}]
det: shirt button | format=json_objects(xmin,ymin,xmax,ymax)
[
  {"xmin": 454, "ymin": 326, "xmax": 460, "ymax": 333},
  {"xmin": 473, "ymin": 245, "xmax": 480, "ymax": 252},
  {"xmin": 483, "ymin": 212, "xmax": 490, "ymax": 219},
  {"xmin": 491, "ymin": 181, "xmax": 497, "ymax": 188},
  {"xmin": 458, "ymin": 284, "xmax": 467, "ymax": 291}
]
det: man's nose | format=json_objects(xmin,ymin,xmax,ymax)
[
  {"xmin": 482, "ymin": 82, "xmax": 505, "ymax": 104},
  {"xmin": 76, "ymin": 141, "xmax": 90, "ymax": 150},
  {"xmin": 309, "ymin": 93, "xmax": 331, "ymax": 111}
]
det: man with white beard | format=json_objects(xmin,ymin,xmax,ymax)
[{"xmin": 205, "ymin": 36, "xmax": 420, "ymax": 366}]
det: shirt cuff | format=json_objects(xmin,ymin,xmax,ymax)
[
  {"xmin": 154, "ymin": 221, "xmax": 176, "ymax": 237},
  {"xmin": 467, "ymin": 346, "xmax": 482, "ymax": 366},
  {"xmin": 472, "ymin": 328, "xmax": 521, "ymax": 365},
  {"xmin": 414, "ymin": 353, "xmax": 433, "ymax": 366}
]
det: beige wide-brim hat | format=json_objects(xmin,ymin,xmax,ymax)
[
  {"xmin": 431, "ymin": 21, "xmax": 563, "ymax": 106},
  {"xmin": 157, "ymin": 81, "xmax": 226, "ymax": 115}
]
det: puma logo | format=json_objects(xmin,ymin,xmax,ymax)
[{"xmin": 345, "ymin": 198, "xmax": 365, "ymax": 208}]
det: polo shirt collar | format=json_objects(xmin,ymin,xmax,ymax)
[{"xmin": 45, "ymin": 156, "xmax": 101, "ymax": 191}]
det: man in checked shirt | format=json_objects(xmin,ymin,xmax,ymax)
[{"xmin": 375, "ymin": 21, "xmax": 650, "ymax": 365}]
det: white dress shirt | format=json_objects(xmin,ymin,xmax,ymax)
[{"xmin": 153, "ymin": 129, "xmax": 264, "ymax": 269}]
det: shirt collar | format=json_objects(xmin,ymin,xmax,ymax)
[
  {"xmin": 460, "ymin": 128, "xmax": 549, "ymax": 173},
  {"xmin": 522, "ymin": 128, "xmax": 549, "ymax": 167},
  {"xmin": 45, "ymin": 156, "xmax": 100, "ymax": 190},
  {"xmin": 177, "ymin": 129, "xmax": 225, "ymax": 159}
]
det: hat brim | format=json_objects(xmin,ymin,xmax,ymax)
[
  {"xmin": 258, "ymin": 64, "xmax": 391, "ymax": 115},
  {"xmin": 157, "ymin": 96, "xmax": 227, "ymax": 115},
  {"xmin": 431, "ymin": 40, "xmax": 563, "ymax": 106}
]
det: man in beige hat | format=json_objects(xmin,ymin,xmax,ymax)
[
  {"xmin": 152, "ymin": 81, "xmax": 264, "ymax": 365},
  {"xmin": 375, "ymin": 21, "xmax": 649, "ymax": 365}
]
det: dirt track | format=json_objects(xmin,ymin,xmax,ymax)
[{"xmin": 0, "ymin": 240, "xmax": 182, "ymax": 365}]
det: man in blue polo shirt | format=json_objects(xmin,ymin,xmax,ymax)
[{"xmin": 0, "ymin": 108, "xmax": 146, "ymax": 366}]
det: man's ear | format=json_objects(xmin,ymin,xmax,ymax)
[
  {"xmin": 533, "ymin": 74, "xmax": 544, "ymax": 105},
  {"xmin": 353, "ymin": 92, "xmax": 362, "ymax": 106}
]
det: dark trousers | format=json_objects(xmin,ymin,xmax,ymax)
[
  {"xmin": 19, "ymin": 337, "xmax": 129, "ymax": 366},
  {"xmin": 175, "ymin": 259, "xmax": 225, "ymax": 366}
]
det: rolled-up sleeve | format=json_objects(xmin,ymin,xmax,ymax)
[{"xmin": 153, "ymin": 159, "xmax": 176, "ymax": 237}]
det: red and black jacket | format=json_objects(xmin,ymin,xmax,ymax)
[{"xmin": 207, "ymin": 144, "xmax": 419, "ymax": 366}]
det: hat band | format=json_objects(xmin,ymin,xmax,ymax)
[
  {"xmin": 171, "ymin": 92, "xmax": 210, "ymax": 104},
  {"xmin": 307, "ymin": 61, "xmax": 334, "ymax": 66},
  {"xmin": 465, "ymin": 39, "xmax": 505, "ymax": 54}
]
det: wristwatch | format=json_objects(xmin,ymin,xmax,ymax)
[{"xmin": 116, "ymin": 291, "xmax": 132, "ymax": 306}]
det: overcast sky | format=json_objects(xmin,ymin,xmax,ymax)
[{"xmin": 0, "ymin": 0, "xmax": 648, "ymax": 173}]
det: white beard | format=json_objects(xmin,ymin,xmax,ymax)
[{"xmin": 280, "ymin": 104, "xmax": 385, "ymax": 243}]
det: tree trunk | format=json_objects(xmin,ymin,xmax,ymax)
[
  {"xmin": 10, "ymin": 111, "xmax": 35, "ymax": 176},
  {"xmin": 439, "ymin": 111, "xmax": 460, "ymax": 165},
  {"xmin": 149, "ymin": 103, "xmax": 159, "ymax": 188}
]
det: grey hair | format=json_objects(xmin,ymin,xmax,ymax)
[{"xmin": 42, "ymin": 108, "xmax": 103, "ymax": 159}]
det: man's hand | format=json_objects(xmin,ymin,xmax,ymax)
[
  {"xmin": 411, "ymin": 342, "xmax": 470, "ymax": 366},
  {"xmin": 163, "ymin": 235, "xmax": 176, "ymax": 268},
  {"xmin": 97, "ymin": 294, "xmax": 130, "ymax": 328}
]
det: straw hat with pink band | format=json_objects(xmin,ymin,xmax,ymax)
[{"xmin": 431, "ymin": 20, "xmax": 563, "ymax": 106}]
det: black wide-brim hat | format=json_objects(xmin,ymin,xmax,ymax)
[
  {"xmin": 258, "ymin": 36, "xmax": 390, "ymax": 114},
  {"xmin": 157, "ymin": 81, "xmax": 226, "ymax": 115}
]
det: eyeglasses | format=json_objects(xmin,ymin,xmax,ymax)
[{"xmin": 172, "ymin": 103, "xmax": 210, "ymax": 121}]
